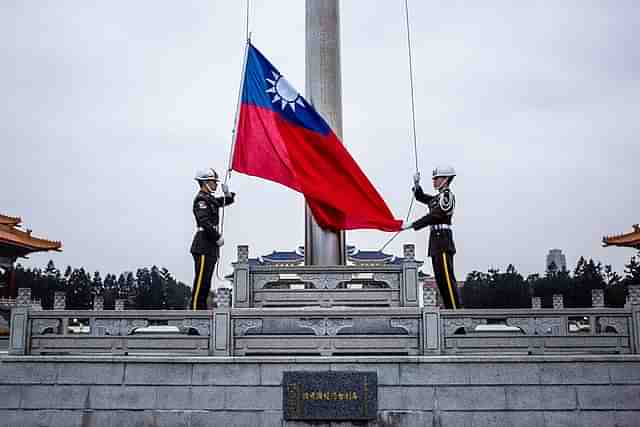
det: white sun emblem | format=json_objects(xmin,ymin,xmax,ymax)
[{"xmin": 265, "ymin": 71, "xmax": 305, "ymax": 112}]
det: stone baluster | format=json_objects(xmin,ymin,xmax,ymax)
[
  {"xmin": 53, "ymin": 291, "xmax": 66, "ymax": 310},
  {"xmin": 114, "ymin": 299, "xmax": 126, "ymax": 311},
  {"xmin": 16, "ymin": 288, "xmax": 31, "ymax": 306},
  {"xmin": 591, "ymin": 288, "xmax": 605, "ymax": 308},
  {"xmin": 552, "ymin": 294, "xmax": 564, "ymax": 309},
  {"xmin": 93, "ymin": 295, "xmax": 104, "ymax": 311},
  {"xmin": 531, "ymin": 296, "xmax": 541, "ymax": 309}
]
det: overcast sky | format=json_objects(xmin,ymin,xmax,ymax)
[{"xmin": 2, "ymin": 1, "xmax": 638, "ymax": 287}]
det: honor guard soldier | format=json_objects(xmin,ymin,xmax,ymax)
[
  {"xmin": 190, "ymin": 168, "xmax": 235, "ymax": 310},
  {"xmin": 402, "ymin": 166, "xmax": 461, "ymax": 309}
]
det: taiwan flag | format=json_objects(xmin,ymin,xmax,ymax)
[{"xmin": 232, "ymin": 43, "xmax": 402, "ymax": 232}]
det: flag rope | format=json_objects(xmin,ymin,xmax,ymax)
[{"xmin": 378, "ymin": 0, "xmax": 422, "ymax": 252}]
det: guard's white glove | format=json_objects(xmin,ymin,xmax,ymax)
[
  {"xmin": 216, "ymin": 237, "xmax": 225, "ymax": 247},
  {"xmin": 221, "ymin": 183, "xmax": 231, "ymax": 197},
  {"xmin": 401, "ymin": 220, "xmax": 412, "ymax": 231},
  {"xmin": 413, "ymin": 172, "xmax": 421, "ymax": 186}
]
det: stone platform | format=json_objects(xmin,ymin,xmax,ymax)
[{"xmin": 1, "ymin": 354, "xmax": 639, "ymax": 427}]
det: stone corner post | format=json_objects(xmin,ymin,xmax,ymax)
[
  {"xmin": 422, "ymin": 307, "xmax": 441, "ymax": 355},
  {"xmin": 401, "ymin": 244, "xmax": 419, "ymax": 307},
  {"xmin": 211, "ymin": 308, "xmax": 231, "ymax": 356},
  {"xmin": 8, "ymin": 306, "xmax": 29, "ymax": 355}
]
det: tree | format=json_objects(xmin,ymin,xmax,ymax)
[{"xmin": 624, "ymin": 252, "xmax": 640, "ymax": 285}]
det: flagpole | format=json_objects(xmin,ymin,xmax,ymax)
[
  {"xmin": 225, "ymin": 36, "xmax": 251, "ymax": 184},
  {"xmin": 214, "ymin": 36, "xmax": 250, "ymax": 288}
]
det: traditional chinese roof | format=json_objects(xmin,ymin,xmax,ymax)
[
  {"xmin": 602, "ymin": 224, "xmax": 640, "ymax": 249},
  {"xmin": 0, "ymin": 215, "xmax": 21, "ymax": 227},
  {"xmin": 0, "ymin": 213, "xmax": 62, "ymax": 258}
]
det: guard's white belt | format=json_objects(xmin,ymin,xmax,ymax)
[
  {"xmin": 197, "ymin": 226, "xmax": 218, "ymax": 232},
  {"xmin": 431, "ymin": 224, "xmax": 451, "ymax": 230}
]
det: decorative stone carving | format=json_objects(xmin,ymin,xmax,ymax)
[
  {"xmin": 234, "ymin": 319, "xmax": 263, "ymax": 336},
  {"xmin": 114, "ymin": 299, "xmax": 126, "ymax": 311},
  {"xmin": 127, "ymin": 319, "xmax": 149, "ymax": 335},
  {"xmin": 93, "ymin": 296, "xmax": 104, "ymax": 311},
  {"xmin": 552, "ymin": 294, "xmax": 564, "ymax": 309},
  {"xmin": 444, "ymin": 318, "xmax": 486, "ymax": 335},
  {"xmin": 534, "ymin": 317, "xmax": 561, "ymax": 335},
  {"xmin": 597, "ymin": 317, "xmax": 628, "ymax": 335},
  {"xmin": 94, "ymin": 319, "xmax": 125, "ymax": 336},
  {"xmin": 423, "ymin": 287, "xmax": 437, "ymax": 307},
  {"xmin": 390, "ymin": 319, "xmax": 419, "ymax": 336},
  {"xmin": 372, "ymin": 273, "xmax": 400, "ymax": 289},
  {"xmin": 53, "ymin": 292, "xmax": 66, "ymax": 310},
  {"xmin": 506, "ymin": 317, "xmax": 532, "ymax": 334},
  {"xmin": 168, "ymin": 318, "xmax": 211, "ymax": 336},
  {"xmin": 403, "ymin": 244, "xmax": 415, "ymax": 261},
  {"xmin": 591, "ymin": 289, "xmax": 605, "ymax": 308},
  {"xmin": 531, "ymin": 297, "xmax": 541, "ymax": 309},
  {"xmin": 32, "ymin": 319, "xmax": 60, "ymax": 335},
  {"xmin": 216, "ymin": 288, "xmax": 232, "ymax": 308},
  {"xmin": 326, "ymin": 319, "xmax": 353, "ymax": 336},
  {"xmin": 298, "ymin": 273, "xmax": 351, "ymax": 290},
  {"xmin": 627, "ymin": 285, "xmax": 640, "ymax": 306},
  {"xmin": 237, "ymin": 245, "xmax": 249, "ymax": 263},
  {"xmin": 253, "ymin": 274, "xmax": 280, "ymax": 290},
  {"xmin": 298, "ymin": 319, "xmax": 326, "ymax": 336},
  {"xmin": 16, "ymin": 288, "xmax": 31, "ymax": 306}
]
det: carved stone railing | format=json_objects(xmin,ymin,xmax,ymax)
[
  {"xmin": 440, "ymin": 308, "xmax": 637, "ymax": 355},
  {"xmin": 8, "ymin": 308, "xmax": 231, "ymax": 356},
  {"xmin": 8, "ymin": 306, "xmax": 640, "ymax": 357},
  {"xmin": 232, "ymin": 307, "xmax": 422, "ymax": 356},
  {"xmin": 232, "ymin": 245, "xmax": 420, "ymax": 308}
]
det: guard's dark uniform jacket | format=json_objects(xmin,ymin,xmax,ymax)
[
  {"xmin": 190, "ymin": 190, "xmax": 235, "ymax": 310},
  {"xmin": 190, "ymin": 191, "xmax": 235, "ymax": 255},
  {"xmin": 411, "ymin": 185, "xmax": 461, "ymax": 309}
]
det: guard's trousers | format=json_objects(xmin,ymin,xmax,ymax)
[
  {"xmin": 431, "ymin": 251, "xmax": 462, "ymax": 309},
  {"xmin": 191, "ymin": 254, "xmax": 217, "ymax": 310}
]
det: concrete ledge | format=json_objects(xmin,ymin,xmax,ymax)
[{"xmin": 3, "ymin": 354, "xmax": 640, "ymax": 364}]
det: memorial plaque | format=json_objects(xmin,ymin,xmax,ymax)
[{"xmin": 283, "ymin": 371, "xmax": 377, "ymax": 421}]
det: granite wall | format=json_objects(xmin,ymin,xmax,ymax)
[{"xmin": 0, "ymin": 355, "xmax": 639, "ymax": 427}]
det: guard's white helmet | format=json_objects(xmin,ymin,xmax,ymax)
[
  {"xmin": 194, "ymin": 168, "xmax": 219, "ymax": 182},
  {"xmin": 432, "ymin": 165, "xmax": 456, "ymax": 178}
]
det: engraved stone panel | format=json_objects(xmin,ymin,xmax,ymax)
[
  {"xmin": 234, "ymin": 319, "xmax": 263, "ymax": 336},
  {"xmin": 390, "ymin": 319, "xmax": 419, "ymax": 336}
]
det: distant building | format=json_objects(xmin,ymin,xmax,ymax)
[
  {"xmin": 0, "ymin": 213, "xmax": 62, "ymax": 299},
  {"xmin": 546, "ymin": 249, "xmax": 567, "ymax": 272}
]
